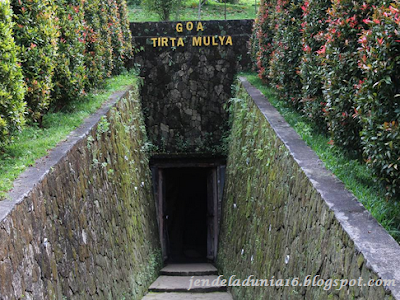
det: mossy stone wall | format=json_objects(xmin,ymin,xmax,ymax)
[
  {"xmin": 0, "ymin": 86, "xmax": 161, "ymax": 299},
  {"xmin": 217, "ymin": 78, "xmax": 400, "ymax": 300}
]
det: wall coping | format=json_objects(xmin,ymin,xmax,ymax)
[
  {"xmin": 239, "ymin": 76, "xmax": 400, "ymax": 299},
  {"xmin": 0, "ymin": 87, "xmax": 133, "ymax": 223}
]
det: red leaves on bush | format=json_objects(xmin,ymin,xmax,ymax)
[{"xmin": 252, "ymin": 0, "xmax": 400, "ymax": 198}]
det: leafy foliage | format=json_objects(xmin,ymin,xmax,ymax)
[
  {"xmin": 252, "ymin": 0, "xmax": 400, "ymax": 198},
  {"xmin": 53, "ymin": 0, "xmax": 87, "ymax": 104},
  {"xmin": 319, "ymin": 0, "xmax": 377, "ymax": 154},
  {"xmin": 11, "ymin": 0, "xmax": 59, "ymax": 123},
  {"xmin": 299, "ymin": 0, "xmax": 330, "ymax": 128},
  {"xmin": 269, "ymin": 0, "xmax": 303, "ymax": 108},
  {"xmin": 250, "ymin": 0, "xmax": 275, "ymax": 82},
  {"xmin": 0, "ymin": 0, "xmax": 133, "ymax": 147},
  {"xmin": 84, "ymin": 0, "xmax": 107, "ymax": 87},
  {"xmin": 107, "ymin": 0, "xmax": 126, "ymax": 74},
  {"xmin": 357, "ymin": 2, "xmax": 400, "ymax": 198},
  {"xmin": 141, "ymin": 0, "xmax": 181, "ymax": 20},
  {"xmin": 0, "ymin": 0, "xmax": 26, "ymax": 144},
  {"xmin": 117, "ymin": 0, "xmax": 133, "ymax": 65}
]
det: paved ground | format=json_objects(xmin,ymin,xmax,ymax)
[{"xmin": 142, "ymin": 264, "xmax": 233, "ymax": 300}]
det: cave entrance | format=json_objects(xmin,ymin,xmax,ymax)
[{"xmin": 150, "ymin": 157, "xmax": 225, "ymax": 263}]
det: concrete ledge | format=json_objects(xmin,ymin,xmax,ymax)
[{"xmin": 238, "ymin": 76, "xmax": 400, "ymax": 299}]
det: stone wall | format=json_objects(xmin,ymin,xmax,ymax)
[
  {"xmin": 0, "ymin": 86, "xmax": 162, "ymax": 299},
  {"xmin": 217, "ymin": 78, "xmax": 400, "ymax": 300},
  {"xmin": 129, "ymin": 20, "xmax": 253, "ymax": 154}
]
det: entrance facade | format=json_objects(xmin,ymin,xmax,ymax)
[{"xmin": 150, "ymin": 157, "xmax": 225, "ymax": 262}]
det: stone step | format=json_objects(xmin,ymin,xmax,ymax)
[
  {"xmin": 142, "ymin": 292, "xmax": 234, "ymax": 300},
  {"xmin": 148, "ymin": 275, "xmax": 227, "ymax": 293},
  {"xmin": 160, "ymin": 263, "xmax": 218, "ymax": 276}
]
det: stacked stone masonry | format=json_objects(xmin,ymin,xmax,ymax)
[
  {"xmin": 0, "ymin": 87, "xmax": 161, "ymax": 299},
  {"xmin": 217, "ymin": 78, "xmax": 400, "ymax": 300},
  {"xmin": 130, "ymin": 20, "xmax": 253, "ymax": 154}
]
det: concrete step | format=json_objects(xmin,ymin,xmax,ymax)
[
  {"xmin": 142, "ymin": 292, "xmax": 234, "ymax": 300},
  {"xmin": 160, "ymin": 264, "xmax": 218, "ymax": 276},
  {"xmin": 148, "ymin": 275, "xmax": 227, "ymax": 293}
]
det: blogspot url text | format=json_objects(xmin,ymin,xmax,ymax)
[{"xmin": 187, "ymin": 275, "xmax": 396, "ymax": 291}]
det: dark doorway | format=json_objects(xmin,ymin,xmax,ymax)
[
  {"xmin": 164, "ymin": 168, "xmax": 208, "ymax": 263},
  {"xmin": 150, "ymin": 156, "xmax": 226, "ymax": 263}
]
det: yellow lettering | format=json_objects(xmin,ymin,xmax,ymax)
[
  {"xmin": 176, "ymin": 23, "xmax": 183, "ymax": 33},
  {"xmin": 226, "ymin": 36, "xmax": 233, "ymax": 46},
  {"xmin": 197, "ymin": 22, "xmax": 204, "ymax": 31},
  {"xmin": 170, "ymin": 37, "xmax": 176, "ymax": 47},
  {"xmin": 219, "ymin": 36, "xmax": 225, "ymax": 44},
  {"xmin": 203, "ymin": 36, "xmax": 210, "ymax": 46},
  {"xmin": 177, "ymin": 38, "xmax": 184, "ymax": 47},
  {"xmin": 212, "ymin": 36, "xmax": 218, "ymax": 46},
  {"xmin": 161, "ymin": 37, "xmax": 168, "ymax": 47},
  {"xmin": 151, "ymin": 37, "xmax": 158, "ymax": 47},
  {"xmin": 192, "ymin": 36, "xmax": 202, "ymax": 46},
  {"xmin": 187, "ymin": 21, "xmax": 193, "ymax": 31}
]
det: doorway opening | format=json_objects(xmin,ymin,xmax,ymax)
[
  {"xmin": 164, "ymin": 168, "xmax": 208, "ymax": 263},
  {"xmin": 150, "ymin": 156, "xmax": 225, "ymax": 263}
]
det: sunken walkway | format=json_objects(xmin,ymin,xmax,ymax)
[{"xmin": 142, "ymin": 264, "xmax": 233, "ymax": 300}]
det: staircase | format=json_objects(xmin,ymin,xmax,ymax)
[{"xmin": 142, "ymin": 263, "xmax": 233, "ymax": 300}]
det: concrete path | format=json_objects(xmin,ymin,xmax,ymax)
[{"xmin": 142, "ymin": 263, "xmax": 233, "ymax": 300}]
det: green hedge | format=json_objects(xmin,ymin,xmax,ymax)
[
  {"xmin": 53, "ymin": 0, "xmax": 87, "ymax": 104},
  {"xmin": 11, "ymin": 0, "xmax": 59, "ymax": 123},
  {"xmin": 250, "ymin": 0, "xmax": 274, "ymax": 83},
  {"xmin": 0, "ymin": 0, "xmax": 26, "ymax": 144},
  {"xmin": 320, "ymin": 0, "xmax": 378, "ymax": 154},
  {"xmin": 108, "ymin": 0, "xmax": 125, "ymax": 74},
  {"xmin": 356, "ymin": 3, "xmax": 400, "ymax": 198},
  {"xmin": 268, "ymin": 0, "xmax": 303, "ymax": 108},
  {"xmin": 299, "ymin": 0, "xmax": 330, "ymax": 128},
  {"xmin": 0, "ymin": 0, "xmax": 132, "ymax": 145},
  {"xmin": 117, "ymin": 0, "xmax": 133, "ymax": 65},
  {"xmin": 252, "ymin": 0, "xmax": 400, "ymax": 198},
  {"xmin": 84, "ymin": 0, "xmax": 108, "ymax": 87}
]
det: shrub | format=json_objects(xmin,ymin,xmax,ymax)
[
  {"xmin": 357, "ymin": 2, "xmax": 400, "ymax": 198},
  {"xmin": 250, "ymin": 0, "xmax": 275, "ymax": 82},
  {"xmin": 53, "ymin": 0, "xmax": 87, "ymax": 104},
  {"xmin": 98, "ymin": 0, "xmax": 114, "ymax": 78},
  {"xmin": 12, "ymin": 0, "xmax": 59, "ymax": 123},
  {"xmin": 116, "ymin": 0, "xmax": 133, "ymax": 66},
  {"xmin": 269, "ymin": 0, "xmax": 303, "ymax": 108},
  {"xmin": 0, "ymin": 0, "xmax": 26, "ymax": 144},
  {"xmin": 319, "ymin": 0, "xmax": 381, "ymax": 154},
  {"xmin": 84, "ymin": 0, "xmax": 110, "ymax": 87},
  {"xmin": 299, "ymin": 0, "xmax": 330, "ymax": 128},
  {"xmin": 107, "ymin": 0, "xmax": 125, "ymax": 74},
  {"xmin": 249, "ymin": 9, "xmax": 261, "ymax": 70}
]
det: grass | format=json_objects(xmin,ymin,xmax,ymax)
[
  {"xmin": 128, "ymin": 0, "xmax": 258, "ymax": 22},
  {"xmin": 242, "ymin": 71, "xmax": 400, "ymax": 242},
  {"xmin": 0, "ymin": 71, "xmax": 139, "ymax": 200}
]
